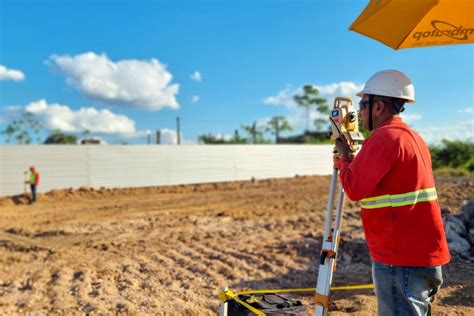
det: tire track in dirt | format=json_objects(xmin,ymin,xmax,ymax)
[
  {"xmin": 192, "ymin": 242, "xmax": 262, "ymax": 279},
  {"xmin": 197, "ymin": 237, "xmax": 288, "ymax": 279}
]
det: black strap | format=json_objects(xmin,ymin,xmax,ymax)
[{"xmin": 368, "ymin": 94, "xmax": 374, "ymax": 131}]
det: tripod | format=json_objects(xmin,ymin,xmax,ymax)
[
  {"xmin": 314, "ymin": 165, "xmax": 345, "ymax": 316},
  {"xmin": 314, "ymin": 97, "xmax": 364, "ymax": 315}
]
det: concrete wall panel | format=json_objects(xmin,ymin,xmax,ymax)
[{"xmin": 0, "ymin": 145, "xmax": 333, "ymax": 197}]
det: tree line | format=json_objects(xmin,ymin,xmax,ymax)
[
  {"xmin": 430, "ymin": 139, "xmax": 474, "ymax": 175},
  {"xmin": 199, "ymin": 85, "xmax": 330, "ymax": 144},
  {"xmin": 1, "ymin": 112, "xmax": 93, "ymax": 144}
]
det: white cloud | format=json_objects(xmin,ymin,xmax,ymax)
[
  {"xmin": 264, "ymin": 82, "xmax": 364, "ymax": 131},
  {"xmin": 317, "ymin": 82, "xmax": 364, "ymax": 101},
  {"xmin": 190, "ymin": 71, "xmax": 202, "ymax": 82},
  {"xmin": 48, "ymin": 52, "xmax": 179, "ymax": 111},
  {"xmin": 458, "ymin": 107, "xmax": 473, "ymax": 113},
  {"xmin": 414, "ymin": 119, "xmax": 474, "ymax": 145},
  {"xmin": 158, "ymin": 128, "xmax": 178, "ymax": 144},
  {"xmin": 4, "ymin": 100, "xmax": 194, "ymax": 144},
  {"xmin": 256, "ymin": 117, "xmax": 271, "ymax": 128},
  {"xmin": 264, "ymin": 87, "xmax": 295, "ymax": 108},
  {"xmin": 191, "ymin": 95, "xmax": 200, "ymax": 103},
  {"xmin": 0, "ymin": 65, "xmax": 25, "ymax": 81},
  {"xmin": 401, "ymin": 113, "xmax": 422, "ymax": 123},
  {"xmin": 157, "ymin": 128, "xmax": 193, "ymax": 144},
  {"xmin": 24, "ymin": 99, "xmax": 137, "ymax": 135},
  {"xmin": 264, "ymin": 82, "xmax": 363, "ymax": 109}
]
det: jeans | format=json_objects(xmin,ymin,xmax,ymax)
[
  {"xmin": 30, "ymin": 184, "xmax": 37, "ymax": 202},
  {"xmin": 372, "ymin": 261, "xmax": 443, "ymax": 316}
]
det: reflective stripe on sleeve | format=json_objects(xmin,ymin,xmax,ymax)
[{"xmin": 360, "ymin": 188, "xmax": 437, "ymax": 209}]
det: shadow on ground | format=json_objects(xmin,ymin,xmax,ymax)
[{"xmin": 10, "ymin": 194, "xmax": 29, "ymax": 205}]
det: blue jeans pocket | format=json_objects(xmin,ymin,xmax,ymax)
[
  {"xmin": 373, "ymin": 262, "xmax": 443, "ymax": 316},
  {"xmin": 404, "ymin": 266, "xmax": 443, "ymax": 301},
  {"xmin": 373, "ymin": 260, "xmax": 392, "ymax": 270}
]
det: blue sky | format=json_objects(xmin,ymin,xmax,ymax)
[{"xmin": 0, "ymin": 0, "xmax": 472, "ymax": 145}]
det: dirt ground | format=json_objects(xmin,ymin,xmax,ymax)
[{"xmin": 0, "ymin": 175, "xmax": 473, "ymax": 315}]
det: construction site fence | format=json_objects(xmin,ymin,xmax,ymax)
[{"xmin": 0, "ymin": 145, "xmax": 333, "ymax": 197}]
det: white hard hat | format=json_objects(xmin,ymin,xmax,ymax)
[{"xmin": 357, "ymin": 70, "xmax": 415, "ymax": 103}]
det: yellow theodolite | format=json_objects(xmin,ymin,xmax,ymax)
[{"xmin": 329, "ymin": 97, "xmax": 365, "ymax": 156}]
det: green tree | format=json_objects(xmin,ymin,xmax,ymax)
[
  {"xmin": 265, "ymin": 116, "xmax": 292, "ymax": 143},
  {"xmin": 293, "ymin": 85, "xmax": 329, "ymax": 132},
  {"xmin": 198, "ymin": 134, "xmax": 218, "ymax": 144},
  {"xmin": 1, "ymin": 112, "xmax": 42, "ymax": 144},
  {"xmin": 198, "ymin": 133, "xmax": 247, "ymax": 144},
  {"xmin": 241, "ymin": 122, "xmax": 264, "ymax": 144},
  {"xmin": 81, "ymin": 129, "xmax": 91, "ymax": 139},
  {"xmin": 231, "ymin": 129, "xmax": 247, "ymax": 144},
  {"xmin": 465, "ymin": 157, "xmax": 474, "ymax": 172},
  {"xmin": 430, "ymin": 139, "xmax": 474, "ymax": 170},
  {"xmin": 44, "ymin": 129, "xmax": 78, "ymax": 144}
]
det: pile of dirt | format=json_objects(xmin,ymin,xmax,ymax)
[{"xmin": 0, "ymin": 175, "xmax": 473, "ymax": 315}]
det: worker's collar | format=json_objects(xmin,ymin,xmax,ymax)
[{"xmin": 377, "ymin": 115, "xmax": 403, "ymax": 129}]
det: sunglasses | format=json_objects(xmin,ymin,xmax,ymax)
[{"xmin": 359, "ymin": 100, "xmax": 370, "ymax": 111}]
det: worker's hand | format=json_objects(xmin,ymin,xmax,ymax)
[{"xmin": 335, "ymin": 135, "xmax": 351, "ymax": 159}]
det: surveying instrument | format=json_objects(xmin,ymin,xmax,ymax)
[{"xmin": 314, "ymin": 97, "xmax": 364, "ymax": 315}]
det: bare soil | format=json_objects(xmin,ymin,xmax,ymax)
[{"xmin": 0, "ymin": 175, "xmax": 473, "ymax": 315}]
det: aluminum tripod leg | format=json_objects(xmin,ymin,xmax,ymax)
[
  {"xmin": 219, "ymin": 287, "xmax": 228, "ymax": 316},
  {"xmin": 314, "ymin": 168, "xmax": 345, "ymax": 316}
]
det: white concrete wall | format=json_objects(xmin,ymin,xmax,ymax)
[{"xmin": 0, "ymin": 145, "xmax": 333, "ymax": 197}]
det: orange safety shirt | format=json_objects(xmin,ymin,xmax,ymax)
[{"xmin": 337, "ymin": 116, "xmax": 450, "ymax": 267}]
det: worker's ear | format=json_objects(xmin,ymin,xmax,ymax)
[{"xmin": 374, "ymin": 100, "xmax": 385, "ymax": 116}]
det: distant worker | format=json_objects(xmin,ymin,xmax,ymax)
[
  {"xmin": 26, "ymin": 166, "xmax": 40, "ymax": 204},
  {"xmin": 335, "ymin": 70, "xmax": 450, "ymax": 316}
]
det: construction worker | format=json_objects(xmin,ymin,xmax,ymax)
[
  {"xmin": 26, "ymin": 166, "xmax": 40, "ymax": 204},
  {"xmin": 334, "ymin": 70, "xmax": 450, "ymax": 316}
]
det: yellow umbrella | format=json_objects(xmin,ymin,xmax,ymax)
[{"xmin": 349, "ymin": 0, "xmax": 474, "ymax": 49}]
